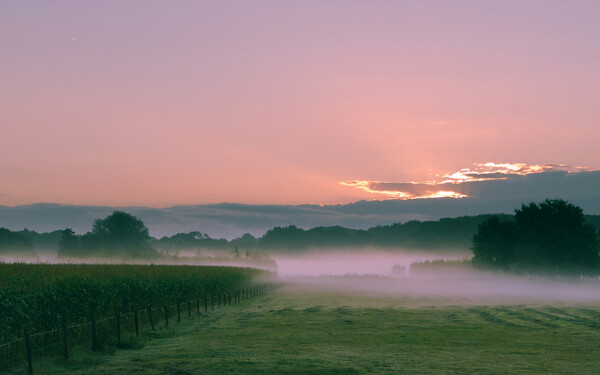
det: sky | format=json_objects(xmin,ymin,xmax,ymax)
[{"xmin": 2, "ymin": 1, "xmax": 600, "ymax": 207}]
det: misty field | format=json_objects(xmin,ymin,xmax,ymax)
[{"xmin": 20, "ymin": 283, "xmax": 600, "ymax": 375}]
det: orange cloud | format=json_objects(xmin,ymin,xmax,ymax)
[{"xmin": 341, "ymin": 163, "xmax": 598, "ymax": 200}]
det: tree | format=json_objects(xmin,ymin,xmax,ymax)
[
  {"xmin": 75, "ymin": 211, "xmax": 156, "ymax": 257},
  {"xmin": 57, "ymin": 228, "xmax": 79, "ymax": 256},
  {"xmin": 472, "ymin": 216, "xmax": 516, "ymax": 270},
  {"xmin": 472, "ymin": 199, "xmax": 600, "ymax": 274},
  {"xmin": 0, "ymin": 228, "xmax": 35, "ymax": 254}
]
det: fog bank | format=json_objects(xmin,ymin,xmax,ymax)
[
  {"xmin": 273, "ymin": 249, "xmax": 600, "ymax": 304},
  {"xmin": 272, "ymin": 249, "xmax": 468, "ymax": 277}
]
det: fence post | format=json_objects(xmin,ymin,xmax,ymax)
[
  {"xmin": 116, "ymin": 313, "xmax": 121, "ymax": 343},
  {"xmin": 92, "ymin": 318, "xmax": 97, "ymax": 352},
  {"xmin": 188, "ymin": 301, "xmax": 191, "ymax": 317},
  {"xmin": 134, "ymin": 310, "xmax": 139, "ymax": 336},
  {"xmin": 148, "ymin": 305, "xmax": 155, "ymax": 330},
  {"xmin": 164, "ymin": 305, "xmax": 169, "ymax": 327},
  {"xmin": 62, "ymin": 320, "xmax": 69, "ymax": 359},
  {"xmin": 204, "ymin": 296, "xmax": 208, "ymax": 313},
  {"xmin": 25, "ymin": 333, "xmax": 33, "ymax": 375}
]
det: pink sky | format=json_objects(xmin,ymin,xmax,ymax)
[{"xmin": 2, "ymin": 1, "xmax": 600, "ymax": 207}]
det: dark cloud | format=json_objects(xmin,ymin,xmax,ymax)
[
  {"xmin": 344, "ymin": 164, "xmax": 600, "ymax": 202},
  {"xmin": 1, "ymin": 170, "xmax": 600, "ymax": 239}
]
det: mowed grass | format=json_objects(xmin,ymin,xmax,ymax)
[{"xmin": 27, "ymin": 284, "xmax": 600, "ymax": 375}]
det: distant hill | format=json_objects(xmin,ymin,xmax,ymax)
[{"xmin": 3, "ymin": 195, "xmax": 600, "ymax": 240}]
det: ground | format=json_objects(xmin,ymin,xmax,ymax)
[{"xmin": 23, "ymin": 283, "xmax": 600, "ymax": 375}]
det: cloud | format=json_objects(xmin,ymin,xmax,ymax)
[
  {"xmin": 341, "ymin": 163, "xmax": 600, "ymax": 200},
  {"xmin": 341, "ymin": 181, "xmax": 466, "ymax": 199},
  {"xmin": 1, "ymin": 163, "xmax": 600, "ymax": 239}
]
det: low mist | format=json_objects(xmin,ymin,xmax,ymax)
[
  {"xmin": 271, "ymin": 248, "xmax": 468, "ymax": 277},
  {"xmin": 272, "ymin": 248, "xmax": 600, "ymax": 305},
  {"xmin": 3, "ymin": 247, "xmax": 600, "ymax": 305}
]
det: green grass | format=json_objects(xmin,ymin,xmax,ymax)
[{"xmin": 15, "ymin": 284, "xmax": 600, "ymax": 375}]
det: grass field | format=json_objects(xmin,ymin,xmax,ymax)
[{"xmin": 21, "ymin": 283, "xmax": 600, "ymax": 375}]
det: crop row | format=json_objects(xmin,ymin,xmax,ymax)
[{"xmin": 0, "ymin": 263, "xmax": 268, "ymax": 343}]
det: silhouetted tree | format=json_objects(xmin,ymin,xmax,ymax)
[
  {"xmin": 57, "ymin": 228, "xmax": 79, "ymax": 255},
  {"xmin": 472, "ymin": 199, "xmax": 600, "ymax": 274},
  {"xmin": 0, "ymin": 228, "xmax": 35, "ymax": 254},
  {"xmin": 70, "ymin": 211, "xmax": 156, "ymax": 257},
  {"xmin": 472, "ymin": 216, "xmax": 516, "ymax": 270}
]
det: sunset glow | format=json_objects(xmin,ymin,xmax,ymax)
[
  {"xmin": 3, "ymin": 4, "xmax": 600, "ymax": 374},
  {"xmin": 1, "ymin": 2, "xmax": 600, "ymax": 207},
  {"xmin": 341, "ymin": 163, "xmax": 599, "ymax": 200}
]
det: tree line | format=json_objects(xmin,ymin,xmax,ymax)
[
  {"xmin": 1, "ymin": 213, "xmax": 512, "ymax": 256},
  {"xmin": 1, "ymin": 201, "xmax": 600, "ymax": 273}
]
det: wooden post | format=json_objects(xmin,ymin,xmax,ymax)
[
  {"xmin": 148, "ymin": 305, "xmax": 155, "ymax": 330},
  {"xmin": 92, "ymin": 318, "xmax": 97, "ymax": 351},
  {"xmin": 116, "ymin": 313, "xmax": 121, "ymax": 343},
  {"xmin": 188, "ymin": 300, "xmax": 191, "ymax": 317},
  {"xmin": 164, "ymin": 305, "xmax": 169, "ymax": 327},
  {"xmin": 25, "ymin": 333, "xmax": 33, "ymax": 375},
  {"xmin": 62, "ymin": 320, "xmax": 69, "ymax": 359},
  {"xmin": 134, "ymin": 310, "xmax": 139, "ymax": 336},
  {"xmin": 204, "ymin": 296, "xmax": 208, "ymax": 313}
]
